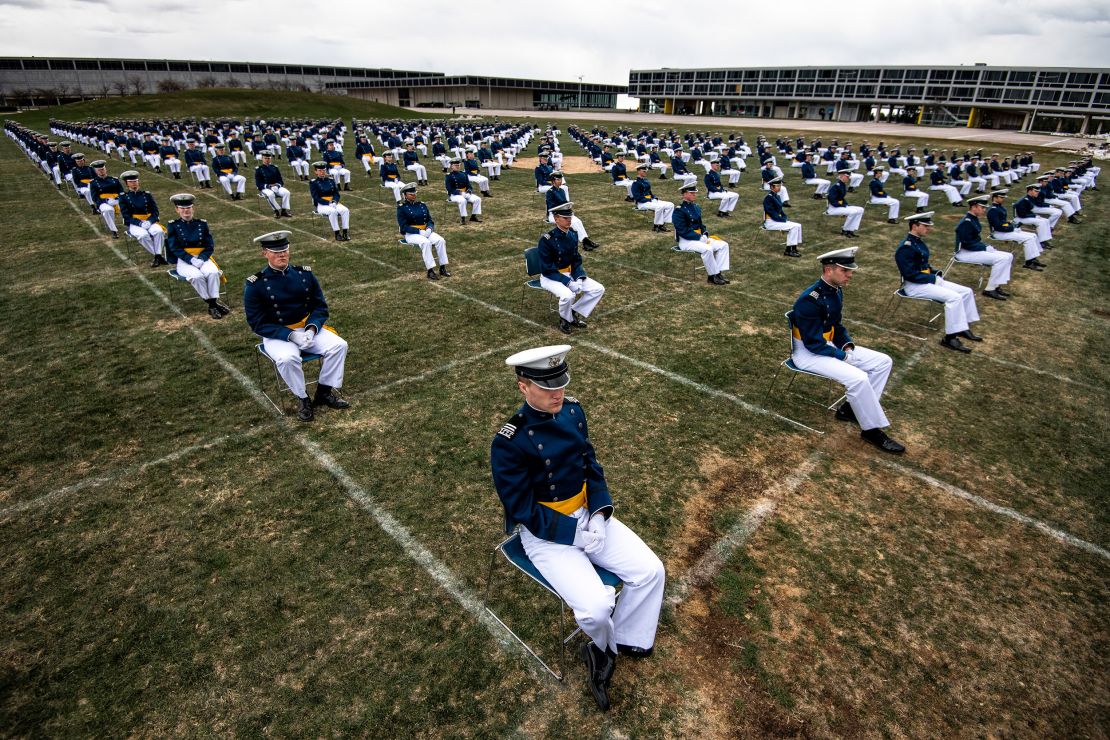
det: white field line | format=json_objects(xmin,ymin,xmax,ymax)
[
  {"xmin": 667, "ymin": 452, "xmax": 823, "ymax": 607},
  {"xmin": 875, "ymin": 458, "xmax": 1110, "ymax": 562},
  {"xmin": 325, "ymin": 252, "xmax": 523, "ymax": 296},
  {"xmin": 45, "ymin": 180, "xmax": 537, "ymax": 669},
  {"xmin": 0, "ymin": 426, "xmax": 269, "ymax": 519}
]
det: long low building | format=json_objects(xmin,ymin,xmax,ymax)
[
  {"xmin": 330, "ymin": 75, "xmax": 624, "ymax": 110},
  {"xmin": 628, "ymin": 65, "xmax": 1110, "ymax": 135}
]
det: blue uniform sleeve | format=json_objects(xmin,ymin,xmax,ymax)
[
  {"xmin": 955, "ymin": 218, "xmax": 984, "ymax": 249},
  {"xmin": 538, "ymin": 236, "xmax": 572, "ymax": 286},
  {"xmin": 895, "ymin": 243, "xmax": 936, "ymax": 284},
  {"xmin": 254, "ymin": 168, "xmax": 265, "ymax": 190},
  {"xmin": 792, "ymin": 295, "xmax": 844, "ymax": 359},
  {"xmin": 673, "ymin": 208, "xmax": 697, "ymax": 240}
]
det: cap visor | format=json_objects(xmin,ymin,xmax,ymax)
[{"xmin": 530, "ymin": 371, "xmax": 570, "ymax": 390}]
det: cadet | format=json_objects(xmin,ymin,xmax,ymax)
[
  {"xmin": 244, "ymin": 231, "xmax": 350, "ymax": 422},
  {"xmin": 184, "ymin": 139, "xmax": 213, "ymax": 188},
  {"xmin": 70, "ymin": 153, "xmax": 96, "ymax": 204},
  {"xmin": 986, "ymin": 190, "xmax": 1045, "ymax": 271},
  {"xmin": 490, "ymin": 344, "xmax": 665, "ymax": 711},
  {"xmin": 895, "ymin": 212, "xmax": 982, "ymax": 353},
  {"xmin": 463, "ymin": 150, "xmax": 493, "ymax": 197},
  {"xmin": 868, "ymin": 166, "xmax": 901, "ymax": 223},
  {"xmin": 534, "ymin": 151, "xmax": 555, "ymax": 193},
  {"xmin": 901, "ymin": 171, "xmax": 930, "ymax": 212},
  {"xmin": 669, "ymin": 151, "xmax": 698, "ymax": 188},
  {"xmin": 791, "ymin": 247, "xmax": 904, "ymax": 454},
  {"xmin": 88, "ymin": 159, "xmax": 123, "ymax": 237},
  {"xmin": 1013, "ymin": 183, "xmax": 1056, "ymax": 245},
  {"xmin": 355, "ymin": 134, "xmax": 377, "ymax": 176},
  {"xmin": 255, "ymin": 151, "xmax": 292, "ymax": 218},
  {"xmin": 118, "ymin": 170, "xmax": 167, "ymax": 265},
  {"xmin": 397, "ymin": 183, "xmax": 451, "ymax": 281},
  {"xmin": 827, "ymin": 170, "xmax": 864, "ymax": 237},
  {"xmin": 955, "ymin": 196, "xmax": 1016, "ymax": 300},
  {"xmin": 801, "ymin": 151, "xmax": 830, "ymax": 198},
  {"xmin": 446, "ymin": 158, "xmax": 482, "ymax": 224},
  {"xmin": 763, "ymin": 177, "xmax": 803, "ymax": 257},
  {"xmin": 322, "ymin": 140, "xmax": 352, "ymax": 190},
  {"xmin": 704, "ymin": 160, "xmax": 739, "ymax": 217},
  {"xmin": 610, "ymin": 153, "xmax": 634, "ymax": 200},
  {"xmin": 310, "ymin": 161, "xmax": 351, "ymax": 241},
  {"xmin": 673, "ymin": 185, "xmax": 731, "ymax": 283},
  {"xmin": 379, "ymin": 152, "xmax": 407, "ymax": 203},
  {"xmin": 166, "ymin": 193, "xmax": 230, "ymax": 319},
  {"xmin": 546, "ymin": 172, "xmax": 601, "ymax": 250},
  {"xmin": 631, "ymin": 164, "xmax": 674, "ymax": 232},
  {"xmin": 212, "ymin": 144, "xmax": 246, "ymax": 199},
  {"xmin": 287, "ymin": 140, "xmax": 310, "ymax": 180},
  {"xmin": 539, "ymin": 203, "xmax": 605, "ymax": 334},
  {"xmin": 929, "ymin": 165, "xmax": 965, "ymax": 206},
  {"xmin": 140, "ymin": 133, "xmax": 162, "ymax": 171},
  {"xmin": 403, "ymin": 142, "xmax": 429, "ymax": 185}
]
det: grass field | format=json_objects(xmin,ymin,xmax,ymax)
[{"xmin": 2, "ymin": 96, "xmax": 1108, "ymax": 737}]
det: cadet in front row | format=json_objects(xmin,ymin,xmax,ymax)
[
  {"xmin": 166, "ymin": 193, "xmax": 231, "ymax": 319},
  {"xmin": 397, "ymin": 183, "xmax": 451, "ymax": 281},
  {"xmin": 539, "ymin": 202, "xmax": 605, "ymax": 335}
]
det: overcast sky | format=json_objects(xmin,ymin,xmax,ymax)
[{"xmin": 3, "ymin": 0, "xmax": 1109, "ymax": 85}]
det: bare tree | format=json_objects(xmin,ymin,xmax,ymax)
[
  {"xmin": 128, "ymin": 76, "xmax": 147, "ymax": 95},
  {"xmin": 112, "ymin": 80, "xmax": 129, "ymax": 96},
  {"xmin": 157, "ymin": 79, "xmax": 185, "ymax": 93},
  {"xmin": 33, "ymin": 87, "xmax": 62, "ymax": 106},
  {"xmin": 96, "ymin": 82, "xmax": 112, "ymax": 98},
  {"xmin": 222, "ymin": 77, "xmax": 241, "ymax": 88},
  {"xmin": 196, "ymin": 75, "xmax": 218, "ymax": 89}
]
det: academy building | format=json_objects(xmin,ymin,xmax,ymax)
[{"xmin": 628, "ymin": 64, "xmax": 1110, "ymax": 135}]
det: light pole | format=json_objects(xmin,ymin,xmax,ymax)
[
  {"xmin": 836, "ymin": 69, "xmax": 857, "ymax": 122},
  {"xmin": 577, "ymin": 75, "xmax": 583, "ymax": 110}
]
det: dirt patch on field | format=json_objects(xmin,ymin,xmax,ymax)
[{"xmin": 512, "ymin": 155, "xmax": 600, "ymax": 175}]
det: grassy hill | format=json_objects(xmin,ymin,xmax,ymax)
[{"xmin": 10, "ymin": 88, "xmax": 443, "ymax": 130}]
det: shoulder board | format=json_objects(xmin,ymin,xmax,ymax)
[
  {"xmin": 198, "ymin": 219, "xmax": 208, "ymax": 224},
  {"xmin": 901, "ymin": 240, "xmax": 912, "ymax": 247},
  {"xmin": 497, "ymin": 422, "xmax": 517, "ymax": 439},
  {"xmin": 542, "ymin": 232, "xmax": 551, "ymax": 240},
  {"xmin": 298, "ymin": 264, "xmax": 312, "ymax": 272},
  {"xmin": 563, "ymin": 396, "xmax": 579, "ymax": 404},
  {"xmin": 808, "ymin": 290, "xmax": 820, "ymax": 300},
  {"xmin": 246, "ymin": 274, "xmax": 259, "ymax": 283}
]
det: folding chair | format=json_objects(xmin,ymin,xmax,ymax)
[
  {"xmin": 882, "ymin": 284, "xmax": 945, "ymax": 339},
  {"xmin": 764, "ymin": 311, "xmax": 846, "ymax": 416},
  {"xmin": 940, "ymin": 254, "xmax": 990, "ymax": 289},
  {"xmin": 254, "ymin": 343, "xmax": 322, "ymax": 415},
  {"xmin": 166, "ymin": 267, "xmax": 229, "ymax": 308},
  {"xmin": 670, "ymin": 244, "xmax": 706, "ymax": 280},
  {"xmin": 482, "ymin": 528, "xmax": 622, "ymax": 681}
]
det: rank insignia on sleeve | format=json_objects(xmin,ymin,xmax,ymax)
[
  {"xmin": 809, "ymin": 291, "xmax": 820, "ymax": 299},
  {"xmin": 246, "ymin": 274, "xmax": 258, "ymax": 283},
  {"xmin": 497, "ymin": 423, "xmax": 517, "ymax": 439}
]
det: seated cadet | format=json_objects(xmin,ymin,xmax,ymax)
[
  {"xmin": 955, "ymin": 196, "xmax": 1016, "ymax": 300},
  {"xmin": 895, "ymin": 212, "xmax": 982, "ymax": 353},
  {"xmin": 323, "ymin": 140, "xmax": 352, "ymax": 190},
  {"xmin": 534, "ymin": 152, "xmax": 555, "ymax": 193},
  {"xmin": 1035, "ymin": 174, "xmax": 1076, "ymax": 224},
  {"xmin": 463, "ymin": 151, "xmax": 493, "ymax": 197},
  {"xmin": 648, "ymin": 148, "xmax": 669, "ymax": 179},
  {"xmin": 631, "ymin": 164, "xmax": 675, "ymax": 232},
  {"xmin": 791, "ymin": 247, "xmax": 904, "ymax": 454},
  {"xmin": 287, "ymin": 141, "xmax": 310, "ymax": 181},
  {"xmin": 88, "ymin": 159, "xmax": 123, "ymax": 237},
  {"xmin": 1047, "ymin": 168, "xmax": 1082, "ymax": 221},
  {"xmin": 431, "ymin": 135, "xmax": 452, "ymax": 171},
  {"xmin": 166, "ymin": 193, "xmax": 230, "ymax": 319},
  {"xmin": 397, "ymin": 182, "xmax": 451, "ymax": 281},
  {"xmin": 159, "ymin": 141, "xmax": 182, "ymax": 179},
  {"xmin": 184, "ymin": 139, "xmax": 213, "ymax": 188},
  {"xmin": 761, "ymin": 160, "xmax": 790, "ymax": 204},
  {"xmin": 704, "ymin": 160, "xmax": 739, "ymax": 217},
  {"xmin": 718, "ymin": 154, "xmax": 741, "ymax": 187},
  {"xmin": 1013, "ymin": 182, "xmax": 1056, "ymax": 246},
  {"xmin": 490, "ymin": 344, "xmax": 665, "ymax": 712},
  {"xmin": 446, "ymin": 158, "xmax": 482, "ymax": 224},
  {"xmin": 310, "ymin": 161, "xmax": 351, "ymax": 241},
  {"xmin": 986, "ymin": 189, "xmax": 1045, "ymax": 271},
  {"xmin": 801, "ymin": 152, "xmax": 831, "ymax": 198},
  {"xmin": 538, "ymin": 203, "xmax": 605, "ymax": 334},
  {"xmin": 763, "ymin": 178, "xmax": 803, "ymax": 257},
  {"xmin": 610, "ymin": 153, "xmax": 634, "ymax": 200},
  {"xmin": 70, "ymin": 153, "xmax": 96, "ymax": 205},
  {"xmin": 118, "ymin": 170, "xmax": 168, "ymax": 266},
  {"xmin": 227, "ymin": 135, "xmax": 247, "ymax": 165},
  {"xmin": 477, "ymin": 144, "xmax": 501, "ymax": 181},
  {"xmin": 255, "ymin": 151, "xmax": 292, "ymax": 218},
  {"xmin": 403, "ymin": 142, "xmax": 429, "ymax": 186},
  {"xmin": 211, "ymin": 144, "xmax": 246, "ymax": 200},
  {"xmin": 834, "ymin": 151, "xmax": 865, "ymax": 190},
  {"xmin": 929, "ymin": 166, "xmax": 964, "ymax": 206},
  {"xmin": 827, "ymin": 170, "xmax": 864, "ymax": 237},
  {"xmin": 379, "ymin": 152, "xmax": 407, "ymax": 203},
  {"xmin": 901, "ymin": 172, "xmax": 930, "ymax": 213},
  {"xmin": 673, "ymin": 184, "xmax": 731, "ymax": 283},
  {"xmin": 244, "ymin": 231, "xmax": 350, "ymax": 422},
  {"xmin": 355, "ymin": 134, "xmax": 377, "ymax": 176},
  {"xmin": 140, "ymin": 133, "xmax": 162, "ymax": 171},
  {"xmin": 868, "ymin": 167, "xmax": 901, "ymax": 223},
  {"xmin": 669, "ymin": 152, "xmax": 697, "ymax": 188},
  {"xmin": 546, "ymin": 172, "xmax": 601, "ymax": 250}
]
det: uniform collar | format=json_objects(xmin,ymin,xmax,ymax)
[{"xmin": 521, "ymin": 401, "xmax": 558, "ymax": 422}]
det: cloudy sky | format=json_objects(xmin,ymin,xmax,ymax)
[{"xmin": 3, "ymin": 0, "xmax": 1109, "ymax": 85}]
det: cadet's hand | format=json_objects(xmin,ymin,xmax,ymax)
[
  {"xmin": 288, "ymin": 329, "xmax": 308, "ymax": 349},
  {"xmin": 190, "ymin": 257, "xmax": 203, "ymax": 269},
  {"xmin": 573, "ymin": 528, "xmax": 601, "ymax": 553},
  {"xmin": 304, "ymin": 327, "xmax": 317, "ymax": 344}
]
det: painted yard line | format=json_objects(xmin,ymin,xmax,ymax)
[
  {"xmin": 46, "ymin": 177, "xmax": 537, "ymax": 671},
  {"xmin": 974, "ymin": 353, "xmax": 1103, "ymax": 392},
  {"xmin": 429, "ymin": 282, "xmax": 823, "ymax": 435},
  {"xmin": 875, "ymin": 458, "xmax": 1110, "ymax": 562},
  {"xmin": 0, "ymin": 426, "xmax": 271, "ymax": 519},
  {"xmin": 667, "ymin": 452, "xmax": 823, "ymax": 607},
  {"xmin": 596, "ymin": 288, "xmax": 680, "ymax": 319},
  {"xmin": 326, "ymin": 253, "xmax": 524, "ymax": 297}
]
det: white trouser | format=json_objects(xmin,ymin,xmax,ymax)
[
  {"xmin": 827, "ymin": 205, "xmax": 864, "ymax": 231},
  {"xmin": 730, "ymin": 157, "xmax": 746, "ymax": 171},
  {"xmin": 521, "ymin": 508, "xmax": 665, "ymax": 653},
  {"xmin": 416, "ymin": 144, "xmax": 428, "ymax": 156},
  {"xmin": 261, "ymin": 186, "xmax": 291, "ymax": 211},
  {"xmin": 163, "ymin": 157, "xmax": 181, "ymax": 173},
  {"xmin": 129, "ymin": 220, "xmax": 165, "ymax": 255},
  {"xmin": 316, "ymin": 203, "xmax": 350, "ymax": 229},
  {"xmin": 677, "ymin": 236, "xmax": 730, "ymax": 274},
  {"xmin": 967, "ymin": 176, "xmax": 987, "ymax": 192},
  {"xmin": 262, "ymin": 329, "xmax": 348, "ymax": 399},
  {"xmin": 637, "ymin": 200, "xmax": 674, "ymax": 225},
  {"xmin": 407, "ymin": 162, "xmax": 428, "ymax": 180},
  {"xmin": 539, "ymin": 274, "xmax": 605, "ymax": 321},
  {"xmin": 175, "ymin": 258, "xmax": 221, "ymax": 300},
  {"xmin": 467, "ymin": 173, "xmax": 489, "ymax": 192},
  {"xmin": 763, "ymin": 219, "xmax": 802, "ymax": 246},
  {"xmin": 404, "ymin": 229, "xmax": 448, "ymax": 269},
  {"xmin": 951, "ymin": 180, "xmax": 972, "ymax": 195},
  {"xmin": 143, "ymin": 153, "xmax": 162, "ymax": 169},
  {"xmin": 1031, "ymin": 206, "xmax": 1062, "ymax": 228},
  {"xmin": 218, "ymin": 173, "xmax": 246, "ymax": 194},
  {"xmin": 721, "ymin": 168, "xmax": 741, "ymax": 184},
  {"xmin": 450, "ymin": 192, "xmax": 482, "ymax": 216},
  {"xmin": 51, "ymin": 165, "xmax": 62, "ymax": 185},
  {"xmin": 77, "ymin": 185, "xmax": 93, "ymax": 205},
  {"xmin": 97, "ymin": 199, "xmax": 119, "ymax": 232},
  {"xmin": 902, "ymin": 276, "xmax": 979, "ymax": 334},
  {"xmin": 870, "ymin": 196, "xmax": 900, "ymax": 219},
  {"xmin": 1056, "ymin": 190, "xmax": 1081, "ymax": 211},
  {"xmin": 382, "ymin": 180, "xmax": 405, "ymax": 202},
  {"xmin": 329, "ymin": 166, "xmax": 351, "ymax": 184},
  {"xmin": 929, "ymin": 183, "xmax": 962, "ymax": 204},
  {"xmin": 902, "ymin": 191, "xmax": 930, "ymax": 208},
  {"xmin": 231, "ymin": 150, "xmax": 247, "ymax": 164},
  {"xmin": 650, "ymin": 162, "xmax": 668, "ymax": 176},
  {"xmin": 805, "ymin": 177, "xmax": 830, "ymax": 195},
  {"xmin": 290, "ymin": 159, "xmax": 309, "ymax": 177},
  {"xmin": 613, "ymin": 179, "xmax": 634, "ymax": 193},
  {"xmin": 845, "ymin": 172, "xmax": 864, "ymax": 189},
  {"xmin": 707, "ymin": 190, "xmax": 739, "ymax": 212},
  {"xmin": 360, "ymin": 155, "xmax": 376, "ymax": 173},
  {"xmin": 990, "ymin": 231, "xmax": 1042, "ymax": 262},
  {"xmin": 128, "ymin": 149, "xmax": 140, "ymax": 164},
  {"xmin": 1014, "ymin": 215, "xmax": 1053, "ymax": 242},
  {"xmin": 955, "ymin": 247, "xmax": 1013, "ymax": 289},
  {"xmin": 547, "ymin": 213, "xmax": 589, "ymax": 241},
  {"xmin": 985, "ymin": 173, "xmax": 1001, "ymax": 187},
  {"xmin": 189, "ymin": 163, "xmax": 211, "ymax": 181},
  {"xmin": 1044, "ymin": 197, "xmax": 1076, "ymax": 218},
  {"xmin": 481, "ymin": 161, "xmax": 501, "ymax": 177},
  {"xmin": 790, "ymin": 341, "xmax": 892, "ymax": 430}
]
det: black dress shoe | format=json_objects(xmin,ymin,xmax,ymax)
[
  {"xmin": 297, "ymin": 397, "xmax": 315, "ymax": 422},
  {"xmin": 940, "ymin": 334, "xmax": 971, "ymax": 353},
  {"xmin": 835, "ymin": 402, "xmax": 857, "ymax": 424},
  {"xmin": 1068, "ymin": 215, "xmax": 1080, "ymax": 224},
  {"xmin": 214, "ymin": 301, "xmax": 232, "ymax": 316},
  {"xmin": 981, "ymin": 288, "xmax": 1007, "ymax": 300},
  {"xmin": 282, "ymin": 209, "xmax": 292, "ymax": 218},
  {"xmin": 111, "ymin": 231, "xmax": 120, "ymax": 239},
  {"xmin": 208, "ymin": 306, "xmax": 225, "ymax": 320},
  {"xmin": 860, "ymin": 428, "xmax": 906, "ymax": 455},
  {"xmin": 1023, "ymin": 260, "xmax": 1043, "ymax": 271},
  {"xmin": 313, "ymin": 387, "xmax": 350, "ymax": 409},
  {"xmin": 150, "ymin": 254, "xmax": 168, "ymax": 267},
  {"xmin": 426, "ymin": 267, "xmax": 439, "ymax": 280},
  {"xmin": 1041, "ymin": 241, "xmax": 1053, "ymax": 250},
  {"xmin": 578, "ymin": 642, "xmax": 612, "ymax": 712},
  {"xmin": 438, "ymin": 265, "xmax": 452, "ymax": 278},
  {"xmin": 570, "ymin": 316, "xmax": 588, "ymax": 328},
  {"xmin": 341, "ymin": 229, "xmax": 351, "ymax": 241},
  {"xmin": 1031, "ymin": 259, "xmax": 1046, "ymax": 268},
  {"xmin": 782, "ymin": 202, "xmax": 792, "ymax": 208},
  {"xmin": 558, "ymin": 318, "xmax": 573, "ymax": 335},
  {"xmin": 961, "ymin": 329, "xmax": 983, "ymax": 342},
  {"xmin": 624, "ymin": 196, "xmax": 635, "ymax": 202},
  {"xmin": 888, "ymin": 218, "xmax": 898, "ymax": 224},
  {"xmin": 995, "ymin": 287, "xmax": 1011, "ymax": 297},
  {"xmin": 617, "ymin": 644, "xmax": 653, "ymax": 659},
  {"xmin": 469, "ymin": 214, "xmax": 482, "ymax": 223}
]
